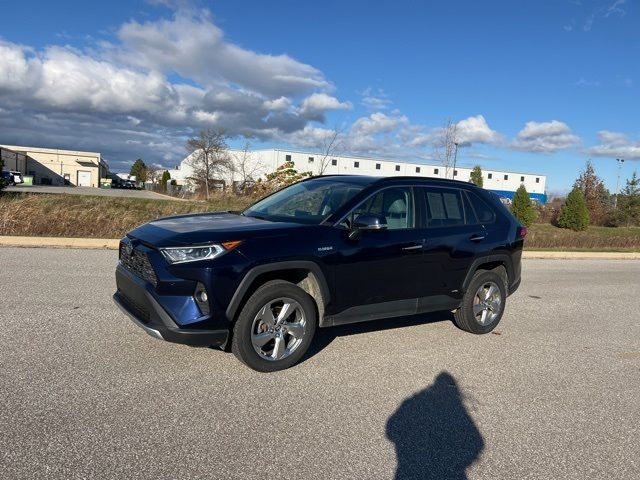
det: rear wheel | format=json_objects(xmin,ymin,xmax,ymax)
[
  {"xmin": 232, "ymin": 280, "xmax": 317, "ymax": 372},
  {"xmin": 454, "ymin": 270, "xmax": 506, "ymax": 334}
]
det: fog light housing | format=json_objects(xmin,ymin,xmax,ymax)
[{"xmin": 194, "ymin": 282, "xmax": 210, "ymax": 316}]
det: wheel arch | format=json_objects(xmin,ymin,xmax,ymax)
[
  {"xmin": 225, "ymin": 261, "xmax": 330, "ymax": 325},
  {"xmin": 462, "ymin": 255, "xmax": 513, "ymax": 292}
]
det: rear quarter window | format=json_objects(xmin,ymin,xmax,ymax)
[{"xmin": 466, "ymin": 191, "xmax": 497, "ymax": 224}]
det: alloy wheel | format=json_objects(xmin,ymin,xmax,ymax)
[{"xmin": 250, "ymin": 297, "xmax": 307, "ymax": 361}]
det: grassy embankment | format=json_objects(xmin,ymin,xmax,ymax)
[
  {"xmin": 1, "ymin": 192, "xmax": 639, "ymax": 250},
  {"xmin": 0, "ymin": 192, "xmax": 251, "ymax": 239}
]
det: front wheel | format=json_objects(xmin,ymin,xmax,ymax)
[
  {"xmin": 232, "ymin": 280, "xmax": 317, "ymax": 372},
  {"xmin": 454, "ymin": 270, "xmax": 506, "ymax": 334}
]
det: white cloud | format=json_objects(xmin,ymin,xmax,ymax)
[
  {"xmin": 586, "ymin": 130, "xmax": 640, "ymax": 159},
  {"xmin": 360, "ymin": 87, "xmax": 392, "ymax": 111},
  {"xmin": 512, "ymin": 120, "xmax": 580, "ymax": 153},
  {"xmin": 351, "ymin": 112, "xmax": 408, "ymax": 136},
  {"xmin": 455, "ymin": 115, "xmax": 501, "ymax": 145},
  {"xmin": 575, "ymin": 77, "xmax": 600, "ymax": 87},
  {"xmin": 298, "ymin": 93, "xmax": 352, "ymax": 119},
  {"xmin": 115, "ymin": 10, "xmax": 329, "ymax": 97}
]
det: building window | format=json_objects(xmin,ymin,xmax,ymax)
[
  {"xmin": 395, "ymin": 165, "xmax": 400, "ymax": 172},
  {"xmin": 331, "ymin": 159, "xmax": 337, "ymax": 166},
  {"xmin": 354, "ymin": 161, "xmax": 359, "ymax": 168},
  {"xmin": 488, "ymin": 173, "xmax": 493, "ymax": 179},
  {"xmin": 415, "ymin": 167, "xmax": 421, "ymax": 173},
  {"xmin": 285, "ymin": 154, "xmax": 291, "ymax": 162},
  {"xmin": 453, "ymin": 170, "xmax": 458, "ymax": 176},
  {"xmin": 375, "ymin": 163, "xmax": 381, "ymax": 170},
  {"xmin": 308, "ymin": 156, "xmax": 314, "ymax": 163},
  {"xmin": 504, "ymin": 174, "xmax": 509, "ymax": 180},
  {"xmin": 434, "ymin": 168, "xmax": 439, "ymax": 175},
  {"xmin": 536, "ymin": 177, "xmax": 540, "ymax": 183},
  {"xmin": 520, "ymin": 176, "xmax": 525, "ymax": 182}
]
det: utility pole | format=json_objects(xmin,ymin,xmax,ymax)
[
  {"xmin": 614, "ymin": 158, "xmax": 625, "ymax": 208},
  {"xmin": 452, "ymin": 142, "xmax": 459, "ymax": 179}
]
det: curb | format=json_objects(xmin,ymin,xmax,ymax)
[
  {"xmin": 1, "ymin": 236, "xmax": 639, "ymax": 258},
  {"xmin": 522, "ymin": 251, "xmax": 640, "ymax": 260},
  {"xmin": 0, "ymin": 236, "xmax": 119, "ymax": 250}
]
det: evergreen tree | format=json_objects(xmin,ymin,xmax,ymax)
[
  {"xmin": 557, "ymin": 187, "xmax": 590, "ymax": 231},
  {"xmin": 511, "ymin": 184, "xmax": 536, "ymax": 226},
  {"xmin": 130, "ymin": 159, "xmax": 148, "ymax": 182},
  {"xmin": 573, "ymin": 160, "xmax": 611, "ymax": 225},
  {"xmin": 615, "ymin": 171, "xmax": 640, "ymax": 227},
  {"xmin": 161, "ymin": 170, "xmax": 171, "ymax": 192},
  {"xmin": 469, "ymin": 165, "xmax": 483, "ymax": 187}
]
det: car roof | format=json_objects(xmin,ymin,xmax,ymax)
[{"xmin": 308, "ymin": 174, "xmax": 477, "ymax": 189}]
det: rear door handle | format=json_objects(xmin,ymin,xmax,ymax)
[
  {"xmin": 402, "ymin": 244, "xmax": 423, "ymax": 251},
  {"xmin": 469, "ymin": 234, "xmax": 485, "ymax": 242}
]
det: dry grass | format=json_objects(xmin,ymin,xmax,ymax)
[
  {"xmin": 0, "ymin": 192, "xmax": 251, "ymax": 239},
  {"xmin": 526, "ymin": 223, "xmax": 640, "ymax": 251}
]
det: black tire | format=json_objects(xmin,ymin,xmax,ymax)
[
  {"xmin": 232, "ymin": 280, "xmax": 318, "ymax": 372},
  {"xmin": 454, "ymin": 270, "xmax": 506, "ymax": 334}
]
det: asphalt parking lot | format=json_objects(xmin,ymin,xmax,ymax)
[
  {"xmin": 0, "ymin": 248, "xmax": 638, "ymax": 479},
  {"xmin": 5, "ymin": 185, "xmax": 184, "ymax": 201}
]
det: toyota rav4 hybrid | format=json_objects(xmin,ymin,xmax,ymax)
[{"xmin": 113, "ymin": 175, "xmax": 525, "ymax": 372}]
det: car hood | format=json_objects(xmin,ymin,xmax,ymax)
[{"xmin": 128, "ymin": 212, "xmax": 301, "ymax": 248}]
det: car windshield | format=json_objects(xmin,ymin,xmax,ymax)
[{"xmin": 244, "ymin": 179, "xmax": 365, "ymax": 224}]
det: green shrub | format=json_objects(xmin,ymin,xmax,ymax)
[
  {"xmin": 511, "ymin": 184, "xmax": 536, "ymax": 226},
  {"xmin": 557, "ymin": 187, "xmax": 590, "ymax": 231}
]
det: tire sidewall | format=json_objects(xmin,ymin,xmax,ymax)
[{"xmin": 233, "ymin": 281, "xmax": 318, "ymax": 372}]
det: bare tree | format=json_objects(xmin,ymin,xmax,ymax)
[
  {"xmin": 146, "ymin": 163, "xmax": 161, "ymax": 185},
  {"xmin": 317, "ymin": 126, "xmax": 345, "ymax": 175},
  {"xmin": 432, "ymin": 118, "xmax": 458, "ymax": 179},
  {"xmin": 186, "ymin": 129, "xmax": 232, "ymax": 199},
  {"xmin": 231, "ymin": 142, "xmax": 261, "ymax": 194}
]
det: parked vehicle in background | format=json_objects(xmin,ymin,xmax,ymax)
[
  {"xmin": 1, "ymin": 171, "xmax": 23, "ymax": 186},
  {"xmin": 113, "ymin": 175, "xmax": 525, "ymax": 372}
]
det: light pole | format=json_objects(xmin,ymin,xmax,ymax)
[
  {"xmin": 452, "ymin": 142, "xmax": 459, "ymax": 179},
  {"xmin": 615, "ymin": 158, "xmax": 625, "ymax": 208}
]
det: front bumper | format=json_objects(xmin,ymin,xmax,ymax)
[{"xmin": 113, "ymin": 267, "xmax": 229, "ymax": 348}]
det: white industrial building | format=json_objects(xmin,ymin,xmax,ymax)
[{"xmin": 167, "ymin": 148, "xmax": 547, "ymax": 203}]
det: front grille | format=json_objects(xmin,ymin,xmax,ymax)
[{"xmin": 119, "ymin": 241, "xmax": 158, "ymax": 287}]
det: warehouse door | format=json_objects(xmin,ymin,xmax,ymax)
[{"xmin": 77, "ymin": 171, "xmax": 91, "ymax": 187}]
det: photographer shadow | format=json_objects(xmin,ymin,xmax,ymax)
[{"xmin": 386, "ymin": 372, "xmax": 484, "ymax": 480}]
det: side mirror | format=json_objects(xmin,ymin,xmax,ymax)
[{"xmin": 348, "ymin": 214, "xmax": 387, "ymax": 240}]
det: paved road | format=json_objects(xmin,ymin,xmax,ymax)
[
  {"xmin": 0, "ymin": 248, "xmax": 638, "ymax": 480},
  {"xmin": 5, "ymin": 185, "xmax": 185, "ymax": 201}
]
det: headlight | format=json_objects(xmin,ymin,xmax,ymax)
[{"xmin": 160, "ymin": 243, "xmax": 236, "ymax": 264}]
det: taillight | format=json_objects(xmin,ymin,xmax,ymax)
[{"xmin": 517, "ymin": 226, "xmax": 528, "ymax": 239}]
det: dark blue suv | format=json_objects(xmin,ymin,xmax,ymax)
[{"xmin": 114, "ymin": 176, "xmax": 525, "ymax": 371}]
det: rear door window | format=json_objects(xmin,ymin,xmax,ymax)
[{"xmin": 422, "ymin": 188, "xmax": 466, "ymax": 227}]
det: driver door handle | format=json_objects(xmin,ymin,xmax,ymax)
[
  {"xmin": 402, "ymin": 244, "xmax": 423, "ymax": 251},
  {"xmin": 469, "ymin": 233, "xmax": 485, "ymax": 242}
]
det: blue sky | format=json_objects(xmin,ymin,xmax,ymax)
[{"xmin": 0, "ymin": 0, "xmax": 638, "ymax": 193}]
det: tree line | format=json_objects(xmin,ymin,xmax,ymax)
[{"xmin": 507, "ymin": 160, "xmax": 640, "ymax": 230}]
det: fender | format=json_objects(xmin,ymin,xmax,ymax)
[
  {"xmin": 462, "ymin": 253, "xmax": 515, "ymax": 291},
  {"xmin": 225, "ymin": 260, "xmax": 331, "ymax": 321}
]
